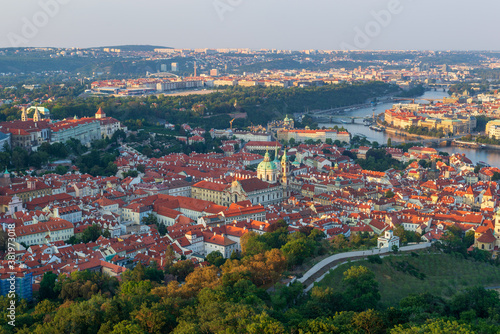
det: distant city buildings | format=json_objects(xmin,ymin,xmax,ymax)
[
  {"xmin": 385, "ymin": 104, "xmax": 477, "ymax": 136},
  {"xmin": 267, "ymin": 115, "xmax": 295, "ymax": 134},
  {"xmin": 277, "ymin": 129, "xmax": 351, "ymax": 144},
  {"xmin": 0, "ymin": 107, "xmax": 125, "ymax": 150},
  {"xmin": 5, "ymin": 48, "xmax": 500, "ymax": 306},
  {"xmin": 486, "ymin": 120, "xmax": 500, "ymax": 139}
]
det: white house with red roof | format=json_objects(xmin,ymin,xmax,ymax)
[{"xmin": 202, "ymin": 230, "xmax": 238, "ymax": 258}]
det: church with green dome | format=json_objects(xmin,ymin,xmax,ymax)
[{"xmin": 256, "ymin": 147, "xmax": 291, "ymax": 197}]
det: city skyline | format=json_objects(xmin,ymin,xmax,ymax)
[{"xmin": 1, "ymin": 0, "xmax": 500, "ymax": 50}]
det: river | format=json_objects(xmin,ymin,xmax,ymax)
[{"xmin": 319, "ymin": 90, "xmax": 500, "ymax": 168}]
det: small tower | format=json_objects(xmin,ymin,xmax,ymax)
[
  {"xmin": 21, "ymin": 107, "xmax": 28, "ymax": 122},
  {"xmin": 33, "ymin": 108, "xmax": 41, "ymax": 122},
  {"xmin": 27, "ymin": 179, "xmax": 36, "ymax": 190},
  {"xmin": 281, "ymin": 148, "xmax": 291, "ymax": 197},
  {"xmin": 335, "ymin": 176, "xmax": 342, "ymax": 188},
  {"xmin": 273, "ymin": 145, "xmax": 280, "ymax": 167},
  {"xmin": 0, "ymin": 168, "xmax": 10, "ymax": 187},
  {"xmin": 95, "ymin": 107, "xmax": 106, "ymax": 119}
]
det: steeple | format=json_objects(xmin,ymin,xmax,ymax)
[
  {"xmin": 281, "ymin": 148, "xmax": 287, "ymax": 163},
  {"xmin": 281, "ymin": 147, "xmax": 290, "ymax": 196},
  {"xmin": 21, "ymin": 107, "xmax": 27, "ymax": 122},
  {"xmin": 33, "ymin": 108, "xmax": 41, "ymax": 122},
  {"xmin": 263, "ymin": 150, "xmax": 270, "ymax": 162},
  {"xmin": 274, "ymin": 145, "xmax": 280, "ymax": 163}
]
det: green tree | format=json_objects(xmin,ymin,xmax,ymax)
[
  {"xmin": 110, "ymin": 320, "xmax": 145, "ymax": 334},
  {"xmin": 39, "ymin": 271, "xmax": 58, "ymax": 300},
  {"xmin": 281, "ymin": 237, "xmax": 316, "ymax": 266},
  {"xmin": 332, "ymin": 234, "xmax": 348, "ymax": 250},
  {"xmin": 390, "ymin": 319, "xmax": 474, "ymax": 334},
  {"xmin": 134, "ymin": 302, "xmax": 177, "ymax": 334},
  {"xmin": 267, "ymin": 219, "xmax": 288, "ymax": 233},
  {"xmin": 144, "ymin": 261, "xmax": 165, "ymax": 283},
  {"xmin": 246, "ymin": 312, "xmax": 285, "ymax": 334},
  {"xmin": 450, "ymin": 287, "xmax": 500, "ymax": 318},
  {"xmin": 12, "ymin": 147, "xmax": 28, "ymax": 169},
  {"xmin": 141, "ymin": 213, "xmax": 158, "ymax": 226},
  {"xmin": 206, "ymin": 251, "xmax": 226, "ymax": 267},
  {"xmin": 55, "ymin": 165, "xmax": 69, "ymax": 175},
  {"xmin": 463, "ymin": 230, "xmax": 475, "ymax": 248},
  {"xmin": 81, "ymin": 224, "xmax": 110, "ymax": 243},
  {"xmin": 342, "ymin": 266, "xmax": 380, "ymax": 311},
  {"xmin": 241, "ymin": 232, "xmax": 270, "ymax": 256},
  {"xmin": 167, "ymin": 260, "xmax": 195, "ymax": 281},
  {"xmin": 418, "ymin": 159, "xmax": 428, "ymax": 168},
  {"xmin": 352, "ymin": 309, "xmax": 385, "ymax": 334}
]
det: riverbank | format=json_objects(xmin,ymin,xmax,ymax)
[
  {"xmin": 320, "ymin": 90, "xmax": 500, "ymax": 166},
  {"xmin": 480, "ymin": 143, "xmax": 500, "ymax": 150},
  {"xmin": 375, "ymin": 117, "xmax": 444, "ymax": 143}
]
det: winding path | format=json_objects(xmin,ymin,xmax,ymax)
[{"xmin": 299, "ymin": 243, "xmax": 432, "ymax": 292}]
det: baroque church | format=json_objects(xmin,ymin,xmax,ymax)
[
  {"xmin": 256, "ymin": 147, "xmax": 291, "ymax": 198},
  {"xmin": 192, "ymin": 147, "xmax": 292, "ymax": 207}
]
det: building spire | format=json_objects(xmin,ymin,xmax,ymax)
[
  {"xmin": 33, "ymin": 108, "xmax": 41, "ymax": 122},
  {"xmin": 263, "ymin": 149, "xmax": 270, "ymax": 162},
  {"xmin": 21, "ymin": 107, "xmax": 27, "ymax": 121},
  {"xmin": 281, "ymin": 147, "xmax": 287, "ymax": 163}
]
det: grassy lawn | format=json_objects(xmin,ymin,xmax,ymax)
[{"xmin": 316, "ymin": 252, "xmax": 500, "ymax": 308}]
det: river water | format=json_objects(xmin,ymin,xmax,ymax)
[{"xmin": 319, "ymin": 90, "xmax": 500, "ymax": 167}]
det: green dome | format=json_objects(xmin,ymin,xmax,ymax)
[
  {"xmin": 258, "ymin": 160, "xmax": 277, "ymax": 170},
  {"xmin": 258, "ymin": 151, "xmax": 278, "ymax": 171}
]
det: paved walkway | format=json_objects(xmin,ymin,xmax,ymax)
[{"xmin": 299, "ymin": 243, "xmax": 432, "ymax": 292}]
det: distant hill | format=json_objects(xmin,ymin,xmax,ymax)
[{"xmin": 93, "ymin": 45, "xmax": 172, "ymax": 52}]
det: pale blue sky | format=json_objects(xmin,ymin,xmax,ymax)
[{"xmin": 1, "ymin": 0, "xmax": 499, "ymax": 50}]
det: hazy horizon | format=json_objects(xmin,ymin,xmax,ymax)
[{"xmin": 1, "ymin": 0, "xmax": 499, "ymax": 50}]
